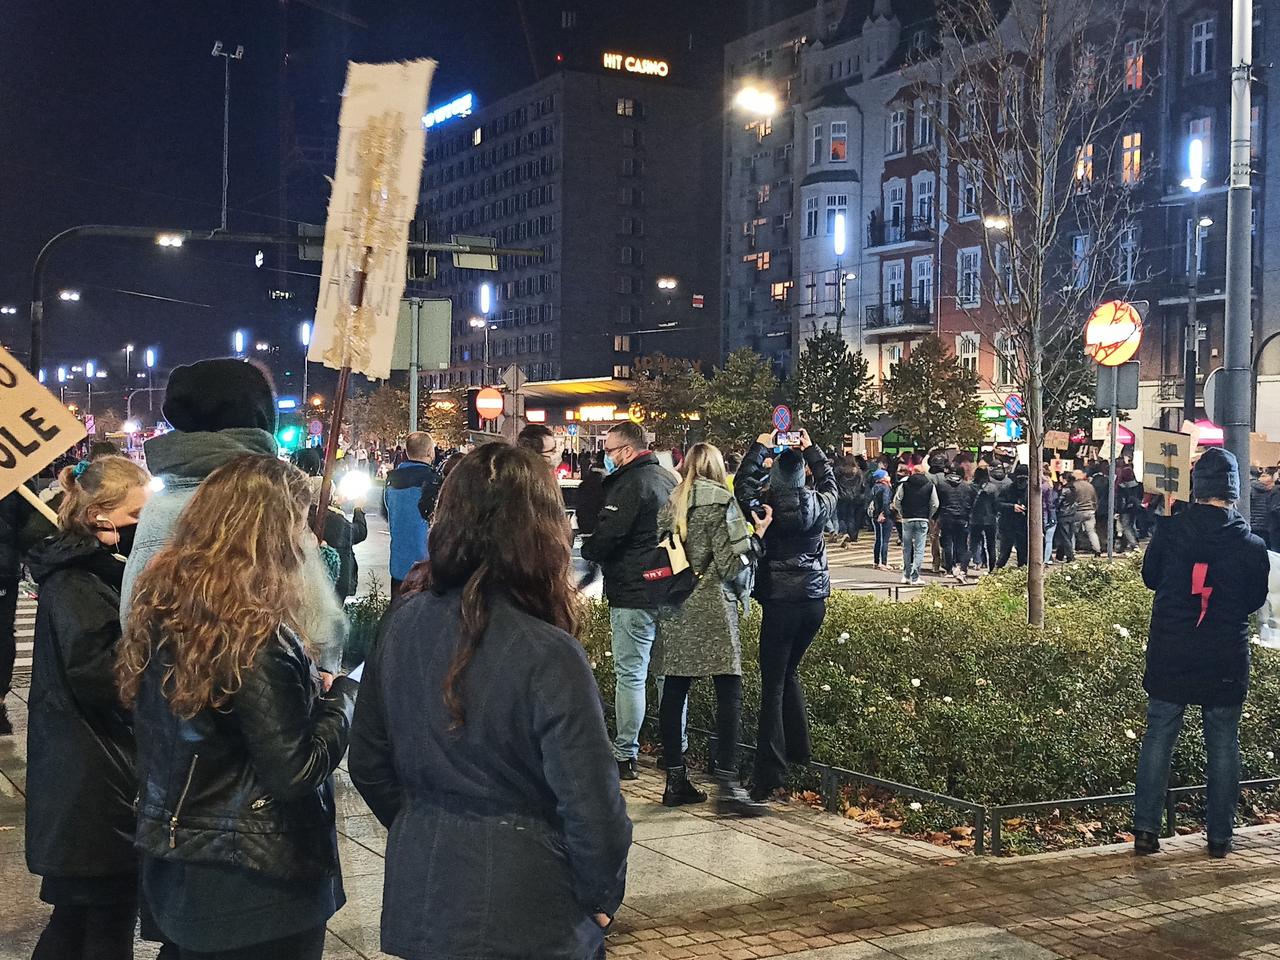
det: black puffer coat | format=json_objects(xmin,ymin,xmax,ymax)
[
  {"xmin": 1142, "ymin": 504, "xmax": 1270, "ymax": 706},
  {"xmin": 133, "ymin": 627, "xmax": 357, "ymax": 880},
  {"xmin": 936, "ymin": 475, "xmax": 977, "ymax": 523},
  {"xmin": 736, "ymin": 443, "xmax": 838, "ymax": 602},
  {"xmin": 580, "ymin": 453, "xmax": 677, "ymax": 609},
  {"xmin": 25, "ymin": 534, "xmax": 134, "ymax": 879}
]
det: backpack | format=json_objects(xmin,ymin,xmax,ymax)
[{"xmin": 641, "ymin": 530, "xmax": 697, "ymax": 606}]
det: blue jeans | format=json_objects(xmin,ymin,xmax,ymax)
[
  {"xmin": 873, "ymin": 516, "xmax": 894, "ymax": 565},
  {"xmin": 1133, "ymin": 697, "xmax": 1243, "ymax": 844},
  {"xmin": 609, "ymin": 608, "xmax": 685, "ymax": 761},
  {"xmin": 902, "ymin": 519, "xmax": 929, "ymax": 582},
  {"xmin": 1043, "ymin": 522, "xmax": 1057, "ymax": 564}
]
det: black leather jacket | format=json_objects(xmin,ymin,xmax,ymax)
[
  {"xmin": 580, "ymin": 453, "xmax": 677, "ymax": 608},
  {"xmin": 133, "ymin": 627, "xmax": 357, "ymax": 880}
]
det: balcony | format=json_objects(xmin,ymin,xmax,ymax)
[
  {"xmin": 867, "ymin": 215, "xmax": 935, "ymax": 250},
  {"xmin": 865, "ymin": 299, "xmax": 933, "ymax": 334}
]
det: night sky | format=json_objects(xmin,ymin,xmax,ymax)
[{"xmin": 0, "ymin": 0, "xmax": 622, "ymax": 376}]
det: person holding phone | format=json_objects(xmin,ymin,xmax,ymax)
[{"xmin": 735, "ymin": 428, "xmax": 838, "ymax": 801}]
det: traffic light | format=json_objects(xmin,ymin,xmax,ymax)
[{"xmin": 276, "ymin": 424, "xmax": 301, "ymax": 453}]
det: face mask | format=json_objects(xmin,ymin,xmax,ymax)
[
  {"xmin": 112, "ymin": 523, "xmax": 139, "ymax": 558},
  {"xmin": 603, "ymin": 454, "xmax": 618, "ymax": 475}
]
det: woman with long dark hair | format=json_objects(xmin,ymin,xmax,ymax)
[
  {"xmin": 26, "ymin": 456, "xmax": 151, "ymax": 960},
  {"xmin": 118, "ymin": 455, "xmax": 357, "ymax": 960},
  {"xmin": 350, "ymin": 443, "xmax": 630, "ymax": 960}
]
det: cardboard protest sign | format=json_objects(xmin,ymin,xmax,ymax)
[
  {"xmin": 311, "ymin": 59, "xmax": 435, "ymax": 381},
  {"xmin": 0, "ymin": 345, "xmax": 86, "ymax": 501},
  {"xmin": 1142, "ymin": 428, "xmax": 1192, "ymax": 504}
]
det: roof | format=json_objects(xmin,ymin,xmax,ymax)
[
  {"xmin": 800, "ymin": 168, "xmax": 862, "ymax": 187},
  {"xmin": 520, "ymin": 377, "xmax": 635, "ymax": 402}
]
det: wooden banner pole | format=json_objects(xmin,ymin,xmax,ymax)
[{"xmin": 17, "ymin": 483, "xmax": 59, "ymax": 526}]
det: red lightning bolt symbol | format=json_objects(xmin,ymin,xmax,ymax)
[{"xmin": 1191, "ymin": 562, "xmax": 1213, "ymax": 627}]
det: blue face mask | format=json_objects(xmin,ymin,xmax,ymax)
[{"xmin": 603, "ymin": 454, "xmax": 618, "ymax": 474}]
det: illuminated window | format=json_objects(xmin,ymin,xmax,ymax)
[
  {"xmin": 830, "ymin": 120, "xmax": 848, "ymax": 161},
  {"xmin": 758, "ymin": 251, "xmax": 771, "ymax": 271},
  {"xmin": 1124, "ymin": 40, "xmax": 1144, "ymax": 90},
  {"xmin": 915, "ymin": 99, "xmax": 935, "ymax": 148},
  {"xmin": 472, "ymin": 126, "xmax": 483, "ymax": 146},
  {"xmin": 1190, "ymin": 18, "xmax": 1215, "ymax": 75},
  {"xmin": 770, "ymin": 280, "xmax": 793, "ymax": 302},
  {"xmin": 824, "ymin": 193, "xmax": 848, "ymax": 234},
  {"xmin": 614, "ymin": 335, "xmax": 632, "ymax": 352},
  {"xmin": 1075, "ymin": 143, "xmax": 1094, "ymax": 190},
  {"xmin": 1121, "ymin": 132, "xmax": 1142, "ymax": 185},
  {"xmin": 887, "ymin": 109, "xmax": 906, "ymax": 154},
  {"xmin": 616, "ymin": 98, "xmax": 635, "ymax": 117}
]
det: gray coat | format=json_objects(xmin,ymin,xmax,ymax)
[{"xmin": 652, "ymin": 480, "xmax": 757, "ymax": 678}]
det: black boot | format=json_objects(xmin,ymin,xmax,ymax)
[
  {"xmin": 714, "ymin": 769, "xmax": 768, "ymax": 818},
  {"xmin": 661, "ymin": 766, "xmax": 706, "ymax": 807},
  {"xmin": 1133, "ymin": 830, "xmax": 1160, "ymax": 855},
  {"xmin": 0, "ymin": 703, "xmax": 11, "ymax": 737}
]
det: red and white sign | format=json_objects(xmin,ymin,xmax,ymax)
[
  {"xmin": 475, "ymin": 387, "xmax": 503, "ymax": 421},
  {"xmin": 691, "ymin": 294, "xmax": 705, "ymax": 309},
  {"xmin": 1083, "ymin": 300, "xmax": 1143, "ymax": 367}
]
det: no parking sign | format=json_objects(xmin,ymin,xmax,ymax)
[{"xmin": 772, "ymin": 405, "xmax": 792, "ymax": 432}]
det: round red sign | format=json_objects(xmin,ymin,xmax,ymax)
[
  {"xmin": 475, "ymin": 387, "xmax": 504, "ymax": 420},
  {"xmin": 1083, "ymin": 300, "xmax": 1143, "ymax": 367}
]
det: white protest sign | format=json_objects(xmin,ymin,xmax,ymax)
[
  {"xmin": 0, "ymin": 345, "xmax": 87, "ymax": 500},
  {"xmin": 311, "ymin": 59, "xmax": 435, "ymax": 381}
]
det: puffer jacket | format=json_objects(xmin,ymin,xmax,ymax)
[
  {"xmin": 736, "ymin": 443, "xmax": 838, "ymax": 602},
  {"xmin": 25, "ymin": 534, "xmax": 135, "ymax": 879},
  {"xmin": 580, "ymin": 453, "xmax": 677, "ymax": 609},
  {"xmin": 936, "ymin": 474, "xmax": 976, "ymax": 523},
  {"xmin": 133, "ymin": 627, "xmax": 357, "ymax": 880},
  {"xmin": 383, "ymin": 460, "xmax": 441, "ymax": 581},
  {"xmin": 970, "ymin": 480, "xmax": 1001, "ymax": 527},
  {"xmin": 1143, "ymin": 503, "xmax": 1269, "ymax": 706}
]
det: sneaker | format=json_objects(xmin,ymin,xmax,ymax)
[
  {"xmin": 617, "ymin": 759, "xmax": 638, "ymax": 781},
  {"xmin": 954, "ymin": 571, "xmax": 967, "ymax": 584},
  {"xmin": 1208, "ymin": 839, "xmax": 1233, "ymax": 859},
  {"xmin": 910, "ymin": 577, "xmax": 922, "ymax": 586},
  {"xmin": 1133, "ymin": 830, "xmax": 1160, "ymax": 855},
  {"xmin": 901, "ymin": 575, "xmax": 911, "ymax": 584}
]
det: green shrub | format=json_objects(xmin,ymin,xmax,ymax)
[{"xmin": 581, "ymin": 555, "xmax": 1280, "ymax": 806}]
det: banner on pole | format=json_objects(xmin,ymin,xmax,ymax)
[
  {"xmin": 310, "ymin": 58, "xmax": 436, "ymax": 381},
  {"xmin": 0, "ymin": 344, "xmax": 87, "ymax": 501}
]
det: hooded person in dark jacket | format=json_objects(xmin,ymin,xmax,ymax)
[
  {"xmin": 936, "ymin": 470, "xmax": 977, "ymax": 582},
  {"xmin": 735, "ymin": 429, "xmax": 837, "ymax": 801},
  {"xmin": 833, "ymin": 455, "xmax": 867, "ymax": 543},
  {"xmin": 996, "ymin": 464, "xmax": 1030, "ymax": 568},
  {"xmin": 968, "ymin": 466, "xmax": 999, "ymax": 574},
  {"xmin": 26, "ymin": 455, "xmax": 151, "ymax": 960},
  {"xmin": 580, "ymin": 422, "xmax": 678, "ymax": 780},
  {"xmin": 1132, "ymin": 448, "xmax": 1270, "ymax": 859},
  {"xmin": 0, "ymin": 488, "xmax": 38, "ymax": 736}
]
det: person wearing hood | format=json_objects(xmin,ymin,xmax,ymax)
[
  {"xmin": 653, "ymin": 444, "xmax": 770, "ymax": 815},
  {"xmin": 735, "ymin": 429, "xmax": 837, "ymax": 801},
  {"xmin": 996, "ymin": 464, "xmax": 1031, "ymax": 568},
  {"xmin": 968, "ymin": 466, "xmax": 999, "ymax": 574},
  {"xmin": 121, "ymin": 358, "xmax": 346, "ymax": 673},
  {"xmin": 383, "ymin": 431, "xmax": 442, "ymax": 598},
  {"xmin": 581, "ymin": 421, "xmax": 678, "ymax": 781},
  {"xmin": 833, "ymin": 455, "xmax": 866, "ymax": 545},
  {"xmin": 868, "ymin": 469, "xmax": 895, "ymax": 570},
  {"xmin": 1133, "ymin": 448, "xmax": 1270, "ymax": 859},
  {"xmin": 935, "ymin": 468, "xmax": 976, "ymax": 582},
  {"xmin": 1116, "ymin": 464, "xmax": 1143, "ymax": 552},
  {"xmin": 26, "ymin": 456, "xmax": 152, "ymax": 960},
  {"xmin": 891, "ymin": 464, "xmax": 938, "ymax": 585}
]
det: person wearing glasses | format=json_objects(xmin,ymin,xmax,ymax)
[
  {"xmin": 581, "ymin": 422, "xmax": 677, "ymax": 781},
  {"xmin": 517, "ymin": 424, "xmax": 559, "ymax": 466}
]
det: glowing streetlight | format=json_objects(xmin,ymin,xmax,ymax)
[
  {"xmin": 155, "ymin": 233, "xmax": 186, "ymax": 248},
  {"xmin": 233, "ymin": 330, "xmax": 246, "ymax": 354},
  {"xmin": 255, "ymin": 341, "xmax": 270, "ymax": 352},
  {"xmin": 734, "ymin": 86, "xmax": 779, "ymax": 118},
  {"xmin": 0, "ymin": 306, "xmax": 16, "ymax": 315},
  {"xmin": 58, "ymin": 289, "xmax": 81, "ymax": 302},
  {"xmin": 299, "ymin": 321, "xmax": 312, "ymax": 347},
  {"xmin": 479, "ymin": 282, "xmax": 492, "ymax": 315},
  {"xmin": 38, "ymin": 369, "xmax": 46, "ymax": 383},
  {"xmin": 1199, "ymin": 215, "xmax": 1214, "ymax": 228},
  {"xmin": 1182, "ymin": 138, "xmax": 1206, "ymax": 193},
  {"xmin": 145, "ymin": 348, "xmax": 156, "ymax": 369},
  {"xmin": 656, "ymin": 277, "xmax": 678, "ymax": 290},
  {"xmin": 832, "ymin": 213, "xmax": 847, "ymax": 257},
  {"xmin": 983, "ymin": 215, "xmax": 1011, "ymax": 231},
  {"xmin": 57, "ymin": 367, "xmax": 66, "ymax": 383}
]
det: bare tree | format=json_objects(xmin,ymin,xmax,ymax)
[{"xmin": 914, "ymin": 0, "xmax": 1163, "ymax": 625}]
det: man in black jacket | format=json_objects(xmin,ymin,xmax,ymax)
[
  {"xmin": 0, "ymin": 490, "xmax": 36, "ymax": 735},
  {"xmin": 996, "ymin": 465, "xmax": 1031, "ymax": 568},
  {"xmin": 581, "ymin": 422, "xmax": 677, "ymax": 780},
  {"xmin": 1132, "ymin": 448, "xmax": 1270, "ymax": 858},
  {"xmin": 936, "ymin": 469, "xmax": 977, "ymax": 582}
]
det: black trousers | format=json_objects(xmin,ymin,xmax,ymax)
[
  {"xmin": 997, "ymin": 519, "xmax": 1027, "ymax": 568},
  {"xmin": 969, "ymin": 524, "xmax": 996, "ymax": 573},
  {"xmin": 659, "ymin": 674, "xmax": 742, "ymax": 773},
  {"xmin": 0, "ymin": 576, "xmax": 17, "ymax": 698},
  {"xmin": 753, "ymin": 599, "xmax": 826, "ymax": 792},
  {"xmin": 176, "ymin": 925, "xmax": 326, "ymax": 960},
  {"xmin": 33, "ymin": 904, "xmax": 137, "ymax": 960},
  {"xmin": 940, "ymin": 520, "xmax": 970, "ymax": 571}
]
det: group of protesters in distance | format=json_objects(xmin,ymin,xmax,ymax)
[{"xmin": 7, "ymin": 351, "xmax": 1273, "ymax": 960}]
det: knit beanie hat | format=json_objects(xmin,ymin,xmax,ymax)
[
  {"xmin": 162, "ymin": 358, "xmax": 277, "ymax": 433},
  {"xmin": 770, "ymin": 448, "xmax": 807, "ymax": 489},
  {"xmin": 870, "ymin": 468, "xmax": 888, "ymax": 482},
  {"xmin": 1192, "ymin": 446, "xmax": 1240, "ymax": 501}
]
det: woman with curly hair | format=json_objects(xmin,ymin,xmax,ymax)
[
  {"xmin": 118, "ymin": 454, "xmax": 357, "ymax": 960},
  {"xmin": 350, "ymin": 443, "xmax": 631, "ymax": 960}
]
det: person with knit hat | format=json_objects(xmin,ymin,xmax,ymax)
[
  {"xmin": 868, "ymin": 468, "xmax": 895, "ymax": 570},
  {"xmin": 120, "ymin": 358, "xmax": 347, "ymax": 673},
  {"xmin": 734, "ymin": 428, "xmax": 837, "ymax": 802},
  {"xmin": 1132, "ymin": 446, "xmax": 1270, "ymax": 859}
]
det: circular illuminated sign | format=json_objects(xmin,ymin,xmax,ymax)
[
  {"xmin": 1083, "ymin": 300, "xmax": 1143, "ymax": 367},
  {"xmin": 475, "ymin": 387, "xmax": 504, "ymax": 420}
]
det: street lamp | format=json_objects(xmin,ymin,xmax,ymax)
[
  {"xmin": 124, "ymin": 343, "xmax": 134, "ymax": 380},
  {"xmin": 299, "ymin": 321, "xmax": 312, "ymax": 407},
  {"xmin": 1180, "ymin": 137, "xmax": 1207, "ymax": 426},
  {"xmin": 145, "ymin": 347, "xmax": 157, "ymax": 417},
  {"xmin": 656, "ymin": 277, "xmax": 678, "ymax": 291},
  {"xmin": 38, "ymin": 369, "xmax": 45, "ymax": 383},
  {"xmin": 155, "ymin": 233, "xmax": 186, "ymax": 248},
  {"xmin": 58, "ymin": 289, "xmax": 80, "ymax": 302},
  {"xmin": 233, "ymin": 329, "xmax": 246, "ymax": 355},
  {"xmin": 0, "ymin": 306, "xmax": 16, "ymax": 315},
  {"xmin": 479, "ymin": 282, "xmax": 492, "ymax": 316},
  {"xmin": 983, "ymin": 215, "xmax": 1011, "ymax": 231},
  {"xmin": 85, "ymin": 361, "xmax": 96, "ymax": 413},
  {"xmin": 734, "ymin": 86, "xmax": 779, "ymax": 118},
  {"xmin": 255, "ymin": 341, "xmax": 270, "ymax": 352},
  {"xmin": 469, "ymin": 316, "xmax": 494, "ymax": 383},
  {"xmin": 211, "ymin": 42, "xmax": 245, "ymax": 232},
  {"xmin": 830, "ymin": 213, "xmax": 849, "ymax": 334}
]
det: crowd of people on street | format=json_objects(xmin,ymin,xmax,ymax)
[{"xmin": 2, "ymin": 351, "xmax": 1279, "ymax": 959}]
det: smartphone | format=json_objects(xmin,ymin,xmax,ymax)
[{"xmin": 778, "ymin": 431, "xmax": 802, "ymax": 447}]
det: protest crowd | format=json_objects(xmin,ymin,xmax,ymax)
[{"xmin": 0, "ymin": 356, "xmax": 1275, "ymax": 960}]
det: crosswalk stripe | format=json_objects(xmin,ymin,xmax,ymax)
[{"xmin": 12, "ymin": 595, "xmax": 37, "ymax": 680}]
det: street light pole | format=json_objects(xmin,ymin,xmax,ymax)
[
  {"xmin": 1181, "ymin": 138, "xmax": 1206, "ymax": 428},
  {"xmin": 211, "ymin": 42, "xmax": 244, "ymax": 233},
  {"xmin": 1222, "ymin": 0, "xmax": 1254, "ymax": 515}
]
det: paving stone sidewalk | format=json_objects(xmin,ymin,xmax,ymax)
[{"xmin": 1, "ymin": 691, "xmax": 1277, "ymax": 960}]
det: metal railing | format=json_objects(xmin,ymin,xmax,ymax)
[
  {"xmin": 868, "ymin": 215, "xmax": 934, "ymax": 247},
  {"xmin": 865, "ymin": 299, "xmax": 933, "ymax": 329}
]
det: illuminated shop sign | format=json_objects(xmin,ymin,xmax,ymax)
[
  {"xmin": 602, "ymin": 52, "xmax": 670, "ymax": 77},
  {"xmin": 422, "ymin": 92, "xmax": 475, "ymax": 129}
]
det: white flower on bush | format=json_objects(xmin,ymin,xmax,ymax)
[
  {"xmin": 839, "ymin": 631, "xmax": 850, "ymax": 644},
  {"xmin": 976, "ymin": 678, "xmax": 989, "ymax": 687},
  {"xmin": 909, "ymin": 801, "xmax": 923, "ymax": 811},
  {"xmin": 942, "ymin": 696, "xmax": 953, "ymax": 704},
  {"xmin": 820, "ymin": 684, "xmax": 831, "ymax": 692},
  {"xmin": 867, "ymin": 706, "xmax": 877, "ymax": 714},
  {"xmin": 605, "ymin": 651, "xmax": 612, "ymax": 658},
  {"xmin": 934, "ymin": 600, "xmax": 943, "ymax": 609},
  {"xmin": 1267, "ymin": 751, "xmax": 1275, "ymax": 761},
  {"xmin": 911, "ymin": 678, "xmax": 922, "ymax": 688},
  {"xmin": 1114, "ymin": 624, "xmax": 1131, "ymax": 639},
  {"xmin": 1125, "ymin": 729, "xmax": 1137, "ymax": 740},
  {"xmin": 1065, "ymin": 575, "xmax": 1073, "ymax": 582}
]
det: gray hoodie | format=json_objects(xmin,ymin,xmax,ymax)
[{"xmin": 120, "ymin": 428, "xmax": 346, "ymax": 672}]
